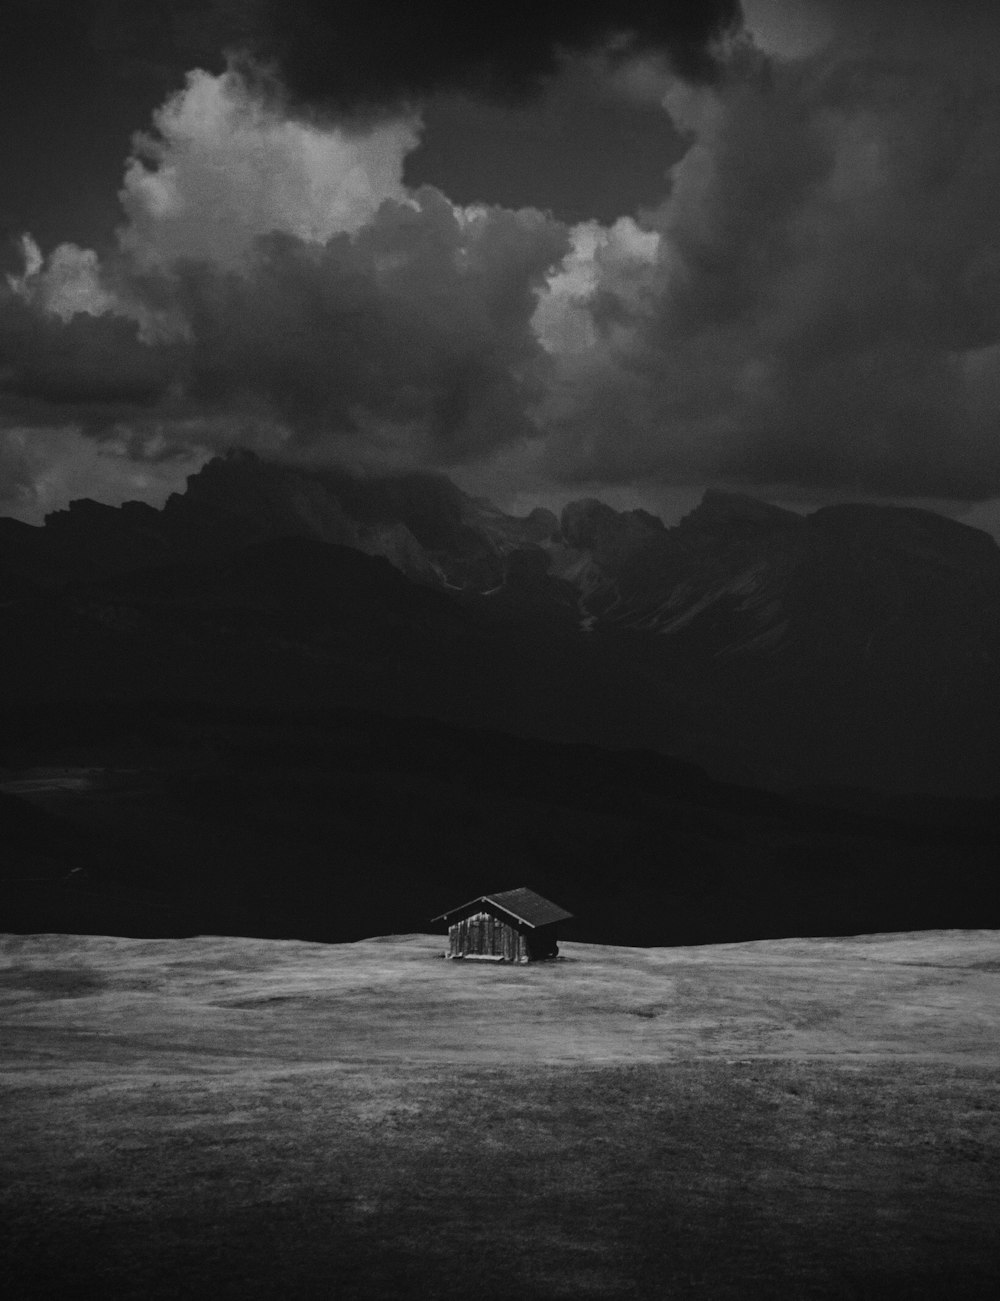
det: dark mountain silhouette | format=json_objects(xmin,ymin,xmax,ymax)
[{"xmin": 2, "ymin": 452, "xmax": 1000, "ymax": 795}]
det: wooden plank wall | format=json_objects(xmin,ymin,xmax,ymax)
[{"xmin": 448, "ymin": 912, "xmax": 527, "ymax": 961}]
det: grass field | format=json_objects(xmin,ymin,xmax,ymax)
[{"xmin": 3, "ymin": 931, "xmax": 1000, "ymax": 1298}]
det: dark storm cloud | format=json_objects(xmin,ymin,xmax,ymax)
[
  {"xmin": 536, "ymin": 9, "xmax": 1000, "ymax": 503},
  {"xmin": 0, "ymin": 293, "xmax": 175, "ymax": 417},
  {"xmin": 236, "ymin": 1, "xmax": 744, "ymax": 109},
  {"xmin": 174, "ymin": 189, "xmax": 569, "ymax": 460},
  {"xmin": 0, "ymin": 1, "xmax": 740, "ymax": 253},
  {"xmin": 91, "ymin": 1, "xmax": 738, "ymax": 102},
  {"xmin": 15, "ymin": 2, "xmax": 742, "ymax": 109},
  {"xmin": 1, "ymin": 181, "xmax": 569, "ymax": 464},
  {"xmin": 9, "ymin": 0, "xmax": 1000, "ymax": 516}
]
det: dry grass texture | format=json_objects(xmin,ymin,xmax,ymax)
[{"xmin": 3, "ymin": 931, "xmax": 1000, "ymax": 1298}]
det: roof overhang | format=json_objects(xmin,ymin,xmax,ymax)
[{"xmin": 431, "ymin": 888, "xmax": 573, "ymax": 929}]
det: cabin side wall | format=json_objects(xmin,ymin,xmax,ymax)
[
  {"xmin": 448, "ymin": 911, "xmax": 527, "ymax": 961},
  {"xmin": 526, "ymin": 924, "xmax": 560, "ymax": 960}
]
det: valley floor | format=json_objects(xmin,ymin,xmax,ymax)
[{"xmin": 2, "ymin": 931, "xmax": 1000, "ymax": 1298}]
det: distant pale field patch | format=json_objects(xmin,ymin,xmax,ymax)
[{"xmin": 2, "ymin": 931, "xmax": 1000, "ymax": 1297}]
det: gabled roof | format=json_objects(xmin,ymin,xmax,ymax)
[{"xmin": 431, "ymin": 886, "xmax": 573, "ymax": 929}]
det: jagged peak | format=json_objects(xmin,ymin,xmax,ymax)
[
  {"xmin": 173, "ymin": 450, "xmax": 306, "ymax": 508},
  {"xmin": 678, "ymin": 489, "xmax": 802, "ymax": 533},
  {"xmin": 560, "ymin": 498, "xmax": 664, "ymax": 550},
  {"xmin": 522, "ymin": 506, "xmax": 560, "ymax": 539}
]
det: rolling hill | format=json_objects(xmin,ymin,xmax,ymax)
[{"xmin": 3, "ymin": 928, "xmax": 999, "ymax": 1298}]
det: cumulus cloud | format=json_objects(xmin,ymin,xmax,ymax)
[
  {"xmin": 533, "ymin": 217, "xmax": 661, "ymax": 355},
  {"xmin": 119, "ymin": 68, "xmax": 419, "ymax": 267},
  {"xmin": 6, "ymin": 236, "xmax": 115, "ymax": 321},
  {"xmin": 741, "ymin": 0, "xmax": 832, "ymax": 60},
  {"xmin": 172, "ymin": 187, "xmax": 569, "ymax": 462},
  {"xmin": 525, "ymin": 2, "xmax": 1000, "ymax": 500},
  {"xmin": 0, "ymin": 66, "xmax": 570, "ymax": 509},
  {"xmin": 8, "ymin": 3, "xmax": 1000, "ymax": 520}
]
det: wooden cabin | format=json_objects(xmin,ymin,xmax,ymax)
[{"xmin": 432, "ymin": 887, "xmax": 573, "ymax": 963}]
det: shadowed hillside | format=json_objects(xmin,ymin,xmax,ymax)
[{"xmin": 3, "ymin": 703, "xmax": 999, "ymax": 945}]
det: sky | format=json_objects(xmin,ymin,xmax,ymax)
[{"xmin": 2, "ymin": 0, "xmax": 1000, "ymax": 534}]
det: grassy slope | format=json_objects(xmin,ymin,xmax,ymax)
[{"xmin": 2, "ymin": 931, "xmax": 1000, "ymax": 1299}]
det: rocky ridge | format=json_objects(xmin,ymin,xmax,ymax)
[{"xmin": 2, "ymin": 453, "xmax": 1000, "ymax": 795}]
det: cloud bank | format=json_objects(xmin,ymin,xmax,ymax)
[
  {"xmin": 1, "ymin": 67, "xmax": 571, "ymax": 513},
  {"xmin": 534, "ymin": 1, "xmax": 1000, "ymax": 500},
  {"xmin": 5, "ymin": 1, "xmax": 1000, "ymax": 520}
]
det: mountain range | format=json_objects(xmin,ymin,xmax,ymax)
[{"xmin": 3, "ymin": 451, "xmax": 1000, "ymax": 797}]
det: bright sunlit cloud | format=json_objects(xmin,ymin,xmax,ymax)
[
  {"xmin": 119, "ymin": 67, "xmax": 421, "ymax": 267},
  {"xmin": 741, "ymin": 0, "xmax": 833, "ymax": 59}
]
